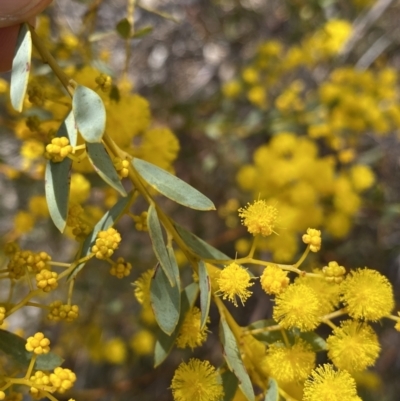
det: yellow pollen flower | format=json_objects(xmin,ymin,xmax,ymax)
[
  {"xmin": 273, "ymin": 283, "xmax": 321, "ymax": 331},
  {"xmin": 217, "ymin": 262, "xmax": 254, "ymax": 306},
  {"xmin": 176, "ymin": 307, "xmax": 210, "ymax": 350},
  {"xmin": 327, "ymin": 320, "xmax": 380, "ymax": 373},
  {"xmin": 170, "ymin": 358, "xmax": 224, "ymax": 401},
  {"xmin": 238, "ymin": 200, "xmax": 279, "ymax": 237},
  {"xmin": 260, "ymin": 264, "xmax": 290, "ymax": 295},
  {"xmin": 265, "ymin": 340, "xmax": 315, "ymax": 383},
  {"xmin": 303, "ymin": 364, "xmax": 358, "ymax": 401},
  {"xmin": 133, "ymin": 269, "xmax": 154, "ymax": 305},
  {"xmin": 341, "ymin": 268, "xmax": 394, "ymax": 321},
  {"xmin": 302, "ymin": 228, "xmax": 322, "ymax": 252}
]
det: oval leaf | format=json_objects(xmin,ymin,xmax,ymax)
[
  {"xmin": 147, "ymin": 205, "xmax": 175, "ymax": 286},
  {"xmin": 68, "ymin": 191, "xmax": 134, "ymax": 279},
  {"xmin": 86, "ymin": 143, "xmax": 127, "ymax": 196},
  {"xmin": 0, "ymin": 329, "xmax": 63, "ymax": 371},
  {"xmin": 221, "ymin": 370, "xmax": 239, "ymax": 401},
  {"xmin": 58, "ymin": 110, "xmax": 78, "ymax": 147},
  {"xmin": 154, "ymin": 282, "xmax": 198, "ymax": 367},
  {"xmin": 72, "ymin": 85, "xmax": 106, "ymax": 142},
  {"xmin": 150, "ymin": 264, "xmax": 181, "ymax": 336},
  {"xmin": 133, "ymin": 158, "xmax": 215, "ymax": 211},
  {"xmin": 167, "ymin": 245, "xmax": 181, "ymax": 292},
  {"xmin": 174, "ymin": 222, "xmax": 230, "ymax": 261},
  {"xmin": 198, "ymin": 260, "xmax": 211, "ymax": 330},
  {"xmin": 264, "ymin": 378, "xmax": 279, "ymax": 401},
  {"xmin": 116, "ymin": 18, "xmax": 131, "ymax": 39},
  {"xmin": 220, "ymin": 318, "xmax": 255, "ymax": 401},
  {"xmin": 299, "ymin": 331, "xmax": 327, "ymax": 352},
  {"xmin": 10, "ymin": 23, "xmax": 31, "ymax": 112}
]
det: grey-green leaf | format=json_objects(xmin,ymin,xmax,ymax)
[
  {"xmin": 221, "ymin": 370, "xmax": 239, "ymax": 401},
  {"xmin": 246, "ymin": 319, "xmax": 284, "ymax": 344},
  {"xmin": 147, "ymin": 205, "xmax": 175, "ymax": 286},
  {"xmin": 45, "ymin": 111, "xmax": 77, "ymax": 232},
  {"xmin": 154, "ymin": 282, "xmax": 198, "ymax": 367},
  {"xmin": 133, "ymin": 158, "xmax": 215, "ymax": 211},
  {"xmin": 86, "ymin": 143, "xmax": 127, "ymax": 196},
  {"xmin": 198, "ymin": 260, "xmax": 211, "ymax": 330},
  {"xmin": 68, "ymin": 191, "xmax": 134, "ymax": 280},
  {"xmin": 298, "ymin": 331, "xmax": 327, "ymax": 352},
  {"xmin": 167, "ymin": 245, "xmax": 181, "ymax": 292},
  {"xmin": 72, "ymin": 85, "xmax": 106, "ymax": 142},
  {"xmin": 10, "ymin": 23, "xmax": 31, "ymax": 112},
  {"xmin": 264, "ymin": 378, "xmax": 279, "ymax": 401},
  {"xmin": 150, "ymin": 264, "xmax": 181, "ymax": 335},
  {"xmin": 174, "ymin": 222, "xmax": 230, "ymax": 261},
  {"xmin": 0, "ymin": 329, "xmax": 63, "ymax": 371},
  {"xmin": 220, "ymin": 318, "xmax": 255, "ymax": 401}
]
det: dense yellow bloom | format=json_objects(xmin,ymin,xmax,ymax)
[
  {"xmin": 50, "ymin": 367, "xmax": 77, "ymax": 393},
  {"xmin": 130, "ymin": 330, "xmax": 155, "ymax": 356},
  {"xmin": 48, "ymin": 301, "xmax": 79, "ymax": 322},
  {"xmin": 133, "ymin": 269, "xmax": 154, "ymax": 304},
  {"xmin": 265, "ymin": 340, "xmax": 315, "ymax": 383},
  {"xmin": 176, "ymin": 307, "xmax": 210, "ymax": 350},
  {"xmin": 273, "ymin": 283, "xmax": 321, "ymax": 331},
  {"xmin": 26, "ymin": 332, "xmax": 50, "ymax": 355},
  {"xmin": 327, "ymin": 320, "xmax": 380, "ymax": 373},
  {"xmin": 260, "ymin": 264, "xmax": 289, "ymax": 295},
  {"xmin": 238, "ymin": 200, "xmax": 279, "ymax": 237},
  {"xmin": 36, "ymin": 269, "xmax": 58, "ymax": 292},
  {"xmin": 341, "ymin": 268, "xmax": 394, "ymax": 321},
  {"xmin": 296, "ymin": 273, "xmax": 340, "ymax": 315},
  {"xmin": 303, "ymin": 364, "xmax": 358, "ymax": 401},
  {"xmin": 170, "ymin": 359, "xmax": 224, "ymax": 401},
  {"xmin": 302, "ymin": 228, "xmax": 321, "ymax": 252},
  {"xmin": 218, "ymin": 262, "xmax": 254, "ymax": 306}
]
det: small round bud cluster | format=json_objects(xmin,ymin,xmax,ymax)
[
  {"xmin": 323, "ymin": 261, "xmax": 346, "ymax": 283},
  {"xmin": 66, "ymin": 203, "xmax": 84, "ymax": 227},
  {"xmin": 260, "ymin": 264, "xmax": 290, "ymax": 295},
  {"xmin": 95, "ymin": 73, "xmax": 112, "ymax": 92},
  {"xmin": 302, "ymin": 228, "xmax": 322, "ymax": 252},
  {"xmin": 48, "ymin": 301, "xmax": 79, "ymax": 322},
  {"xmin": 30, "ymin": 252, "xmax": 52, "ymax": 273},
  {"xmin": 72, "ymin": 221, "xmax": 92, "ymax": 242},
  {"xmin": 44, "ymin": 137, "xmax": 73, "ymax": 163},
  {"xmin": 49, "ymin": 368, "xmax": 77, "ymax": 393},
  {"xmin": 113, "ymin": 157, "xmax": 130, "ymax": 178},
  {"xmin": 0, "ymin": 306, "xmax": 6, "ymax": 325},
  {"xmin": 36, "ymin": 269, "xmax": 58, "ymax": 292},
  {"xmin": 3, "ymin": 241, "xmax": 19, "ymax": 256},
  {"xmin": 7, "ymin": 250, "xmax": 34, "ymax": 280},
  {"xmin": 91, "ymin": 227, "xmax": 121, "ymax": 259},
  {"xmin": 132, "ymin": 211, "xmax": 148, "ymax": 231},
  {"xmin": 27, "ymin": 85, "xmax": 45, "ymax": 106},
  {"xmin": 110, "ymin": 257, "xmax": 132, "ymax": 279},
  {"xmin": 25, "ymin": 332, "xmax": 51, "ymax": 355},
  {"xmin": 26, "ymin": 115, "xmax": 41, "ymax": 132},
  {"xmin": 30, "ymin": 371, "xmax": 51, "ymax": 399}
]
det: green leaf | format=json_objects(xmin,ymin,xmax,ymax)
[
  {"xmin": 167, "ymin": 245, "xmax": 181, "ymax": 291},
  {"xmin": 154, "ymin": 282, "xmax": 198, "ymax": 367},
  {"xmin": 10, "ymin": 23, "xmax": 31, "ymax": 112},
  {"xmin": 246, "ymin": 319, "xmax": 284, "ymax": 344},
  {"xmin": 133, "ymin": 158, "xmax": 215, "ymax": 211},
  {"xmin": 147, "ymin": 205, "xmax": 175, "ymax": 286},
  {"xmin": 198, "ymin": 260, "xmax": 211, "ymax": 330},
  {"xmin": 221, "ymin": 370, "xmax": 239, "ymax": 401},
  {"xmin": 0, "ymin": 329, "xmax": 63, "ymax": 371},
  {"xmin": 86, "ymin": 143, "xmax": 127, "ymax": 196},
  {"xmin": 220, "ymin": 318, "xmax": 255, "ymax": 401},
  {"xmin": 150, "ymin": 263, "xmax": 181, "ymax": 335},
  {"xmin": 45, "ymin": 111, "xmax": 77, "ymax": 232},
  {"xmin": 72, "ymin": 85, "xmax": 106, "ymax": 142},
  {"xmin": 298, "ymin": 331, "xmax": 327, "ymax": 352},
  {"xmin": 264, "ymin": 378, "xmax": 279, "ymax": 401},
  {"xmin": 132, "ymin": 26, "xmax": 153, "ymax": 39},
  {"xmin": 116, "ymin": 18, "xmax": 131, "ymax": 39},
  {"xmin": 174, "ymin": 222, "xmax": 230, "ymax": 261},
  {"xmin": 68, "ymin": 191, "xmax": 134, "ymax": 279}
]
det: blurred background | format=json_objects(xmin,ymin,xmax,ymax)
[{"xmin": 1, "ymin": 0, "xmax": 400, "ymax": 400}]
